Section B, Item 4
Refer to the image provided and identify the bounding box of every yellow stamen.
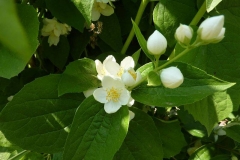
[117,68,124,77]
[128,70,137,80]
[106,87,121,102]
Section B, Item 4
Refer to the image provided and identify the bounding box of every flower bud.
[175,24,193,46]
[160,67,184,89]
[147,30,167,55]
[197,15,225,43]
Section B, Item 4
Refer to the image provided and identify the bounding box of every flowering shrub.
[0,0,240,159]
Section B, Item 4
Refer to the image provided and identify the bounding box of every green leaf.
[69,29,90,60]
[45,0,85,32]
[71,0,94,26]
[153,0,197,46]
[132,62,235,107]
[132,20,155,61]
[189,144,216,160]
[225,125,240,143]
[137,62,154,77]
[178,109,207,138]
[63,96,129,160]
[153,119,187,158]
[206,0,222,12]
[42,36,70,69]
[58,58,100,96]
[19,152,44,160]
[184,91,233,136]
[132,49,141,65]
[0,1,31,59]
[0,75,84,153]
[114,107,163,160]
[147,71,161,86]
[0,4,39,79]
[176,0,240,110]
[99,14,123,52]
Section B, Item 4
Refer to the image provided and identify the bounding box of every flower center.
[106,87,121,102]
[128,70,137,80]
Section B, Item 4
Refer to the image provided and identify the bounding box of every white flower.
[129,111,135,121]
[147,30,167,56]
[95,55,116,80]
[83,88,97,98]
[41,18,71,46]
[93,76,130,114]
[104,56,135,79]
[213,124,226,142]
[121,68,142,86]
[160,66,184,89]
[197,15,225,43]
[92,2,114,21]
[127,96,135,107]
[7,95,14,102]
[175,24,193,46]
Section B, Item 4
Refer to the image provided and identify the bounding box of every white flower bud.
[147,30,167,55]
[197,15,225,43]
[160,67,184,89]
[175,24,193,46]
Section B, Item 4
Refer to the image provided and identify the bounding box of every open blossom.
[41,18,71,46]
[121,68,142,86]
[160,66,184,89]
[175,24,193,46]
[147,30,167,56]
[92,1,114,21]
[93,76,130,114]
[197,15,225,43]
[95,55,116,80]
[104,56,135,78]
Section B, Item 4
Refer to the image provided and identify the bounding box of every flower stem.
[168,1,206,60]
[189,0,206,26]
[129,47,193,90]
[121,0,149,55]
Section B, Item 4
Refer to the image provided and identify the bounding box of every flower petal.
[101,4,114,16]
[48,34,59,46]
[120,56,135,69]
[104,61,120,77]
[92,8,101,21]
[121,71,136,86]
[119,89,130,105]
[102,76,125,89]
[93,88,108,103]
[129,111,135,120]
[83,88,97,98]
[104,101,122,114]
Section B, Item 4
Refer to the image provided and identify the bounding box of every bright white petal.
[103,55,116,64]
[93,88,108,103]
[104,61,120,77]
[121,71,136,86]
[101,5,114,16]
[127,97,135,107]
[119,89,130,105]
[120,56,135,69]
[136,71,142,83]
[104,101,122,114]
[102,76,124,89]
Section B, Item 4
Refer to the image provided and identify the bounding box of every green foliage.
[58,58,100,96]
[0,75,84,153]
[153,119,187,158]
[45,0,85,32]
[0,3,39,79]
[1,0,240,159]
[185,91,233,135]
[153,0,197,46]
[132,62,234,107]
[114,107,163,160]
[63,96,129,160]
